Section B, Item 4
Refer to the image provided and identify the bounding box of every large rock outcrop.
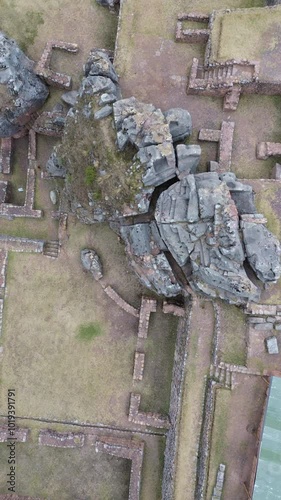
[0,32,49,137]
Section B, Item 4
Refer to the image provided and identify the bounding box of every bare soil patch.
[207,375,268,499]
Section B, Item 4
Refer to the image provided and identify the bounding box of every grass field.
[0,424,131,499]
[218,301,247,366]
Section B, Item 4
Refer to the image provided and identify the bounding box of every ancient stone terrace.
[128,393,170,429]
[0,426,29,442]
[0,131,42,219]
[137,297,157,338]
[96,436,144,500]
[198,121,235,171]
[39,429,85,448]
[0,138,12,174]
[175,13,210,44]
[35,41,79,89]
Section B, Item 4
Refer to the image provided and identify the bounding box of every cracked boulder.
[154,172,263,304]
[0,32,49,137]
[120,222,181,297]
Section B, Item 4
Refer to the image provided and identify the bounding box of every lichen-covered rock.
[81,249,103,281]
[85,49,118,83]
[163,108,192,142]
[46,150,66,178]
[176,144,201,178]
[242,222,281,282]
[0,32,49,137]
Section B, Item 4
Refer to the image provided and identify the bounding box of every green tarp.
[253,376,281,500]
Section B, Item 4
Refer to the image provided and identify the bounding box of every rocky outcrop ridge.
[0,32,49,137]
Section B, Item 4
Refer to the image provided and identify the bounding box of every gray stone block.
[265,336,279,354]
[94,105,112,120]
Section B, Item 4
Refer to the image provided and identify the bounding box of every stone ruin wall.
[162,308,191,500]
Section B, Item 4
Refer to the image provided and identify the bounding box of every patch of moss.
[77,322,104,341]
[0,1,44,52]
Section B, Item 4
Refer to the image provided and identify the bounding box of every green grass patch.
[219,302,247,366]
[0,1,44,52]
[77,322,104,341]
[210,5,281,62]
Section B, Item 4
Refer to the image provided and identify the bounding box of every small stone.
[61,90,79,107]
[49,190,57,205]
[98,93,117,106]
[274,323,281,330]
[265,336,279,354]
[18,187,24,192]
[94,105,112,120]
[248,317,265,324]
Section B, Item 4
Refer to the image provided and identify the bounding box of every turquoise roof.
[253,376,281,500]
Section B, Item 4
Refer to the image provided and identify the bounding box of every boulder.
[0,32,49,137]
[242,222,281,282]
[94,104,112,120]
[96,0,119,7]
[176,144,201,178]
[163,108,192,142]
[81,249,103,281]
[46,150,66,178]
[85,49,118,83]
[61,90,79,107]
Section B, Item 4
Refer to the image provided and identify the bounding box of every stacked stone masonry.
[188,57,261,110]
[0,138,12,174]
[137,297,157,338]
[162,301,185,317]
[212,464,226,500]
[0,181,8,204]
[103,285,139,317]
[256,142,281,160]
[35,41,79,89]
[0,249,7,289]
[128,393,170,429]
[95,436,144,500]
[133,352,145,381]
[0,427,29,442]
[198,121,235,171]
[0,236,44,253]
[176,13,210,44]
[38,429,85,447]
[0,131,42,219]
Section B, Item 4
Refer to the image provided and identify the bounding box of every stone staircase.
[43,240,60,258]
[199,64,234,82]
[210,364,232,389]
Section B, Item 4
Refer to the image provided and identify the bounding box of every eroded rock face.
[81,249,103,281]
[120,169,281,304]
[0,32,49,137]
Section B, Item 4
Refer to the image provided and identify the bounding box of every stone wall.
[38,429,85,447]
[95,435,144,500]
[162,307,191,500]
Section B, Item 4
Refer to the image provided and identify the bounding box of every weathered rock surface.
[61,90,79,107]
[176,144,201,178]
[0,32,49,137]
[81,248,103,281]
[96,0,119,7]
[113,97,177,187]
[94,104,112,120]
[46,150,66,178]
[242,222,281,282]
[163,108,192,142]
[85,49,118,83]
[153,172,261,304]
[120,223,181,297]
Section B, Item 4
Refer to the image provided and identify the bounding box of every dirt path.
[174,298,214,500]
